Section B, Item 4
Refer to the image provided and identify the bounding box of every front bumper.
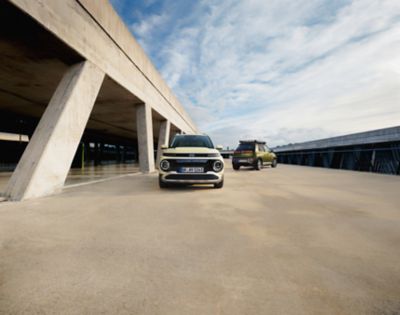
[159,157,224,184]
[159,171,223,184]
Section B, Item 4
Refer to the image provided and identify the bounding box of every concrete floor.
[0,164,399,314]
[0,163,139,193]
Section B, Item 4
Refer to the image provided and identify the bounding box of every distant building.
[274,126,400,175]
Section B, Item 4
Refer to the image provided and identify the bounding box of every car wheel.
[214,179,224,189]
[271,159,278,168]
[232,164,240,170]
[159,176,169,188]
[255,159,262,170]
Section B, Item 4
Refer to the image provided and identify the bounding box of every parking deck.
[0,164,399,314]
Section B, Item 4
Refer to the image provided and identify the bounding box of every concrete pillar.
[156,120,170,169]
[99,143,104,164]
[5,61,104,200]
[121,146,126,163]
[370,150,376,172]
[136,103,155,173]
[116,144,121,163]
[94,142,99,166]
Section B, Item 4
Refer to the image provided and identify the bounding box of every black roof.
[239,140,266,145]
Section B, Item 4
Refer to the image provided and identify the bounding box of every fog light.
[160,160,170,171]
[212,160,224,172]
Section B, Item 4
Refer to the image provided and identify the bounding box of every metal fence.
[277,143,400,175]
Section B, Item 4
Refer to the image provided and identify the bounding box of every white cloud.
[126,0,400,148]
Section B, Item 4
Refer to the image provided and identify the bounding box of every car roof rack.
[239,140,266,145]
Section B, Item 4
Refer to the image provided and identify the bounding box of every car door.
[264,145,273,163]
[258,144,267,164]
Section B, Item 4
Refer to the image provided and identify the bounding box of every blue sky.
[110,0,400,148]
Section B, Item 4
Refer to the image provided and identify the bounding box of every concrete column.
[116,144,121,163]
[5,61,104,200]
[370,150,376,172]
[99,143,104,164]
[136,103,155,173]
[121,146,126,163]
[94,142,99,166]
[156,120,170,169]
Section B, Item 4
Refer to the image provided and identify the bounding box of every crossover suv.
[158,134,224,188]
[232,140,277,170]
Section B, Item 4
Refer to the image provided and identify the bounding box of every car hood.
[163,147,220,154]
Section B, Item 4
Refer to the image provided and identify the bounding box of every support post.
[5,61,104,200]
[370,150,376,172]
[94,142,99,166]
[81,142,85,171]
[156,120,170,169]
[136,103,155,173]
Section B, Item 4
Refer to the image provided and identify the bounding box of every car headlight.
[212,160,224,172]
[160,159,170,171]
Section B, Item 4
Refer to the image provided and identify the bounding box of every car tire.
[159,176,169,188]
[232,164,240,170]
[271,159,278,168]
[214,179,224,189]
[255,159,262,171]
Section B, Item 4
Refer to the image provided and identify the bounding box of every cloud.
[111,0,400,148]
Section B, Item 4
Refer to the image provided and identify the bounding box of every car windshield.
[171,135,214,148]
[236,143,255,151]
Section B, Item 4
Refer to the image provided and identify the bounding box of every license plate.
[180,167,204,173]
[239,159,248,163]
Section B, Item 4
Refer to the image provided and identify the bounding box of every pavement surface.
[0,164,400,314]
[0,163,139,193]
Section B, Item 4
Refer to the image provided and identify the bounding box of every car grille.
[166,159,215,172]
[165,174,219,180]
[163,153,219,157]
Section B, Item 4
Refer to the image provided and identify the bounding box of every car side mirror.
[216,145,223,151]
[161,144,168,149]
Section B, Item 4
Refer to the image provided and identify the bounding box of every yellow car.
[158,135,224,188]
[232,140,277,170]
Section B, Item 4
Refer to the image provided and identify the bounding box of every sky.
[110,0,400,148]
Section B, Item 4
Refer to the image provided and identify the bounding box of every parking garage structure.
[275,126,400,175]
[0,0,197,201]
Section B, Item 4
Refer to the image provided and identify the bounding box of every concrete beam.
[5,61,105,201]
[136,103,155,173]
[8,0,197,134]
[0,132,29,142]
[156,120,170,169]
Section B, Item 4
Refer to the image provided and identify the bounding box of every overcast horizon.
[111,0,400,148]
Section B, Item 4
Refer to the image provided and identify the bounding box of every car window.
[170,135,214,148]
[236,143,255,151]
[265,145,271,152]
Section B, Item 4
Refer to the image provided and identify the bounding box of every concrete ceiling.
[0,1,174,145]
